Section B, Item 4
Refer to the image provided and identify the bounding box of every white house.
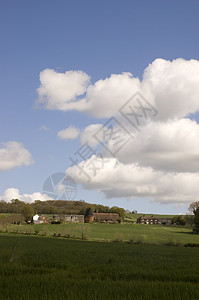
[32,214,40,222]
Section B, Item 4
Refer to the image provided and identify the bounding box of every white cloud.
[80,124,104,147]
[143,58,199,121]
[83,72,141,118]
[36,69,90,111]
[0,141,34,171]
[105,118,199,172]
[36,58,199,206]
[57,126,80,140]
[36,58,199,120]
[0,188,53,203]
[66,157,199,204]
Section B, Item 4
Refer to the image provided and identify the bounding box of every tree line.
[0,199,125,220]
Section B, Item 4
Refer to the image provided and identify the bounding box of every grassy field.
[125,213,175,222]
[2,222,199,245]
[0,234,199,300]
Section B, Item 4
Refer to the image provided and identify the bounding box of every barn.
[84,208,119,223]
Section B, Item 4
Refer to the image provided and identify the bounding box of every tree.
[178,215,186,226]
[185,214,195,226]
[193,207,199,234]
[110,206,125,219]
[171,215,186,226]
[21,204,34,223]
[188,201,199,214]
[10,199,24,213]
[187,201,199,233]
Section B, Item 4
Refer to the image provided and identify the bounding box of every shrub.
[165,238,180,246]
[136,235,144,244]
[128,235,135,244]
[64,233,71,238]
[171,215,186,226]
[184,243,199,247]
[51,220,61,224]
[193,226,199,234]
[81,226,87,240]
[113,234,123,242]
[34,229,39,235]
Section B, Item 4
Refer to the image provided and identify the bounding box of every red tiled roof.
[93,213,119,221]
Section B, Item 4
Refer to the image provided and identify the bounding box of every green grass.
[3,222,199,245]
[125,213,176,222]
[0,213,12,218]
[0,234,199,299]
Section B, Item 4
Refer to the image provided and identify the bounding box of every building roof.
[40,214,48,219]
[85,208,94,217]
[93,213,119,221]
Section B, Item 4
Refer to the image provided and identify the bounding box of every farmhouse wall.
[65,215,84,223]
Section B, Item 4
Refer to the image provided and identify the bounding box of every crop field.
[0,234,199,300]
[2,222,199,245]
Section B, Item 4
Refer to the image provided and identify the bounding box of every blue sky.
[0,0,199,214]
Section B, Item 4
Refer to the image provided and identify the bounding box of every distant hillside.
[0,199,124,216]
[32,199,112,215]
[0,199,178,219]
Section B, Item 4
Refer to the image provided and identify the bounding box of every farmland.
[2,222,199,245]
[1,220,199,299]
[0,234,199,300]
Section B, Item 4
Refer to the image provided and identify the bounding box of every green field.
[0,234,199,300]
[125,213,175,222]
[2,222,199,245]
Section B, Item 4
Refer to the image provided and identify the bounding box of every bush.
[193,226,199,234]
[184,243,199,247]
[51,220,61,224]
[81,226,87,240]
[113,234,123,242]
[34,229,39,235]
[128,235,135,244]
[136,235,144,244]
[165,238,180,246]
[171,215,186,226]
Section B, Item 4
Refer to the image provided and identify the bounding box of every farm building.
[137,216,158,225]
[84,208,119,223]
[93,213,119,223]
[84,208,94,223]
[64,215,84,223]
[52,215,61,222]
[32,214,39,222]
[39,214,49,224]
[32,214,49,224]
[137,216,172,225]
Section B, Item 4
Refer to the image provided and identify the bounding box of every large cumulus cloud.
[67,157,199,204]
[36,58,199,121]
[36,58,199,205]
